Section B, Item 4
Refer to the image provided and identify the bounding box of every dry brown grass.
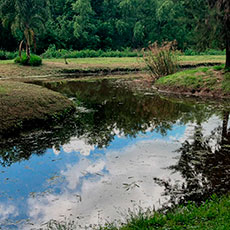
[0,81,74,135]
[0,56,225,79]
[0,59,143,79]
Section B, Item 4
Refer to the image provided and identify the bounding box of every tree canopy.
[0,0,229,64]
[0,0,49,58]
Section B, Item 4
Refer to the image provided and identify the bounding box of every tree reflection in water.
[0,80,217,169]
[154,111,230,207]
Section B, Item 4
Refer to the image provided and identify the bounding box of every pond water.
[0,79,230,229]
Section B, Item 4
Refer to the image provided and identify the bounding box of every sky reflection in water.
[0,80,228,229]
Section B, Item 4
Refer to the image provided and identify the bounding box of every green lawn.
[46,55,225,65]
[101,194,230,230]
[0,55,226,79]
[155,64,230,96]
[179,55,225,63]
[0,55,225,65]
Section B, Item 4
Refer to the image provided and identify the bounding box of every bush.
[29,54,42,66]
[201,49,225,55]
[184,48,225,56]
[0,50,18,60]
[41,44,140,59]
[142,41,179,80]
[184,49,200,56]
[14,54,42,66]
[0,50,6,60]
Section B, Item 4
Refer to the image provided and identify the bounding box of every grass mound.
[155,64,230,97]
[0,81,75,135]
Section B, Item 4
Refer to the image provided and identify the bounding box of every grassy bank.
[0,56,225,79]
[0,81,75,135]
[155,65,230,97]
[45,194,230,229]
[100,194,230,230]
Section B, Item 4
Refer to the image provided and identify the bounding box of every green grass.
[44,194,230,229]
[155,65,229,94]
[0,86,7,94]
[100,194,230,230]
[0,59,14,64]
[0,55,225,66]
[46,57,139,64]
[222,72,230,93]
[180,55,225,63]
[45,55,225,64]
[0,56,226,79]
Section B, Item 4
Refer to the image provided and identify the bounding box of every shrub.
[14,54,42,66]
[29,54,42,66]
[0,50,6,60]
[201,49,225,55]
[0,50,18,60]
[142,41,179,80]
[41,44,140,59]
[184,49,199,56]
[184,48,225,56]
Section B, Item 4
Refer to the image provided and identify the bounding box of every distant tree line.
[0,0,229,57]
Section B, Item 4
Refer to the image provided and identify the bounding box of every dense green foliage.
[0,48,226,60]
[41,45,139,58]
[0,50,18,60]
[0,0,49,61]
[0,0,228,54]
[14,54,42,66]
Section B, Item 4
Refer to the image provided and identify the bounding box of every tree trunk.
[225,12,230,69]
[33,33,36,53]
[26,42,30,62]
[222,111,229,144]
[226,37,230,69]
[19,40,24,60]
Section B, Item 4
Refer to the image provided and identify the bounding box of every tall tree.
[72,0,99,49]
[0,0,49,59]
[213,0,230,68]
[184,0,230,68]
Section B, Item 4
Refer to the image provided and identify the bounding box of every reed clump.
[143,41,179,80]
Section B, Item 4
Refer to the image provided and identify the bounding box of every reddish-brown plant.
[143,41,179,80]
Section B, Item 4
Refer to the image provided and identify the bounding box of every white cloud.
[62,137,95,156]
[24,138,181,229]
[0,203,18,222]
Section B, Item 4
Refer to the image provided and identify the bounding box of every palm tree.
[0,0,48,61]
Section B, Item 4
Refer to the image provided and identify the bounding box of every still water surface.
[0,80,230,229]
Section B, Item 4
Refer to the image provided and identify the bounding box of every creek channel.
[0,79,230,229]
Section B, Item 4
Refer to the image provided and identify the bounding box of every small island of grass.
[0,81,75,136]
[155,65,230,98]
